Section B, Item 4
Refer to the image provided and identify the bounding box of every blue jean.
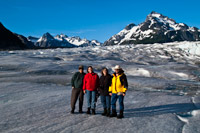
[86,90,96,109]
[111,94,124,111]
[100,95,111,109]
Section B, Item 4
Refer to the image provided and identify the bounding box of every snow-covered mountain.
[35,33,75,48]
[30,33,102,48]
[55,34,102,47]
[104,11,200,46]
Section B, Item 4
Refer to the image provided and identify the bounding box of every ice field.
[0,41,200,133]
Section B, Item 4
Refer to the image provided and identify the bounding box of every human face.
[88,67,93,73]
[115,69,120,74]
[79,69,83,73]
[103,69,107,76]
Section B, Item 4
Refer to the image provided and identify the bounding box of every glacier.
[0,41,200,133]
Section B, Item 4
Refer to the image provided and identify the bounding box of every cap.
[79,65,84,69]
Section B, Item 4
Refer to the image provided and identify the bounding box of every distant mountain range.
[30,33,102,48]
[0,23,102,50]
[103,11,200,46]
[1,11,200,50]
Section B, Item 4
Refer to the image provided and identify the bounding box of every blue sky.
[0,0,200,42]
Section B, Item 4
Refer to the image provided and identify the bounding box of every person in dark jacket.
[83,66,99,115]
[99,68,112,116]
[71,65,85,114]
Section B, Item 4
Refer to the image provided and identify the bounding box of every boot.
[70,108,75,114]
[106,108,110,117]
[92,109,96,115]
[101,108,107,116]
[117,110,124,119]
[79,109,83,113]
[86,108,91,114]
[110,109,117,117]
[70,109,74,114]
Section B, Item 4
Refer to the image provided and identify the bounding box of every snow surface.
[0,41,200,133]
[177,42,200,56]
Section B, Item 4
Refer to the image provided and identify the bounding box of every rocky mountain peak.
[55,34,68,39]
[42,32,54,40]
[125,23,136,30]
[103,11,200,46]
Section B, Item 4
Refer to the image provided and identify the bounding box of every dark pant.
[101,95,111,109]
[71,88,84,111]
[86,90,96,109]
[111,94,124,111]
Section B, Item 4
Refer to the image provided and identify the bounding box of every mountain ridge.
[0,23,102,50]
[103,11,200,46]
[34,32,102,48]
[0,22,28,50]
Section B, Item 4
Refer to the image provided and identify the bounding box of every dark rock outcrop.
[0,22,27,50]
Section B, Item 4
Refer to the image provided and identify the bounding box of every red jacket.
[83,73,99,91]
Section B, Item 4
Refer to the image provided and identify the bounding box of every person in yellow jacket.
[109,65,128,119]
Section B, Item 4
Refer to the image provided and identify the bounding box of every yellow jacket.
[109,73,128,94]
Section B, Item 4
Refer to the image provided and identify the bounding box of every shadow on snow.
[124,103,200,118]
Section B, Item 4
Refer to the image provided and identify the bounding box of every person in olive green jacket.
[71,65,85,114]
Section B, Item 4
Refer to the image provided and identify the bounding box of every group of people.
[70,65,128,119]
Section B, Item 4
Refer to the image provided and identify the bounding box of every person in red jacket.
[83,66,99,115]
